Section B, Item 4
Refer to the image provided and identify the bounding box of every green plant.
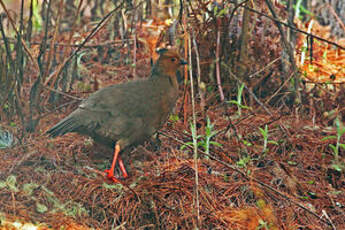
[257,219,269,230]
[280,0,313,20]
[202,117,221,157]
[0,175,19,192]
[294,0,313,19]
[227,83,251,117]
[169,114,180,123]
[236,155,251,169]
[322,117,345,172]
[181,117,221,158]
[258,125,278,154]
[32,0,43,31]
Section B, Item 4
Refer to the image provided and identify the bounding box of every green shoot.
[181,117,222,158]
[32,0,43,31]
[322,117,345,172]
[200,117,222,157]
[236,155,251,169]
[227,83,251,117]
[258,125,278,154]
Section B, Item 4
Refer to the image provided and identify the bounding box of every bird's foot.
[104,169,120,183]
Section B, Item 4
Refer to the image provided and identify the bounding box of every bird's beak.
[180,59,187,65]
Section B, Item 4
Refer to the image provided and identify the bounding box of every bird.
[46,48,187,183]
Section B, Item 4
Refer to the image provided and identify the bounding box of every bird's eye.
[171,58,176,62]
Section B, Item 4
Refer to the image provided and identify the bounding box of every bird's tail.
[46,112,80,138]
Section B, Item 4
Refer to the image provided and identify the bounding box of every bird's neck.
[150,65,179,90]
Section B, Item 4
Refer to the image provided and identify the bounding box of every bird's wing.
[80,81,158,118]
[75,81,160,143]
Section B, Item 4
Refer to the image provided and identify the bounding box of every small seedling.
[169,114,180,123]
[181,117,222,158]
[242,140,253,147]
[322,117,345,172]
[200,117,222,157]
[257,219,269,230]
[258,125,278,155]
[227,83,251,117]
[236,155,251,169]
[0,175,19,192]
[181,122,200,155]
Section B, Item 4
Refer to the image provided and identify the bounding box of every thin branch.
[188,32,201,228]
[182,13,189,128]
[43,2,124,86]
[0,39,135,47]
[265,70,296,105]
[191,30,205,115]
[264,0,296,69]
[227,1,345,51]
[248,57,281,79]
[43,0,64,82]
[327,4,345,33]
[42,85,83,101]
[215,18,225,101]
[0,0,39,70]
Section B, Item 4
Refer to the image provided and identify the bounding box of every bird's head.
[154,48,187,76]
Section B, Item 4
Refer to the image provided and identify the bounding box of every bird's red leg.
[104,143,121,183]
[118,155,128,178]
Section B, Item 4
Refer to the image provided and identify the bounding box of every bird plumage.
[46,48,186,182]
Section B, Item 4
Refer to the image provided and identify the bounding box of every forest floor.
[0,51,344,229]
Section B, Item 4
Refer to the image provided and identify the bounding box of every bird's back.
[47,48,184,150]
[47,74,178,149]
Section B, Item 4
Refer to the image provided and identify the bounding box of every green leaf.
[181,142,193,150]
[102,182,123,190]
[256,199,266,209]
[6,175,18,192]
[210,141,222,147]
[217,8,226,17]
[242,140,252,146]
[321,136,337,141]
[223,174,229,182]
[339,129,345,137]
[239,105,251,110]
[36,202,48,213]
[227,100,240,105]
[236,156,250,168]
[329,144,337,152]
[259,125,268,138]
[287,161,297,166]
[197,142,204,147]
[339,143,345,149]
[32,0,42,30]
[169,114,179,122]
[23,183,39,196]
[268,140,279,145]
[332,164,342,172]
[0,180,6,189]
[213,5,218,15]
